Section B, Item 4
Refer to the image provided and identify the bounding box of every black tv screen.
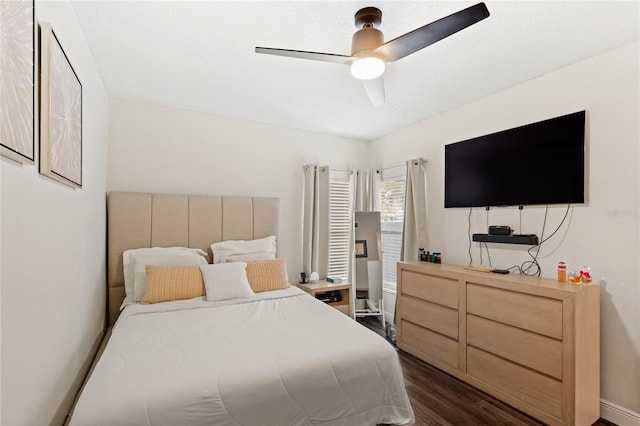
[444,111,585,208]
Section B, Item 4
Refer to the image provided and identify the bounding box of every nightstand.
[298,281,352,317]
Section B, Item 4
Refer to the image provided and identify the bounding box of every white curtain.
[353,169,381,212]
[401,158,428,261]
[302,165,329,279]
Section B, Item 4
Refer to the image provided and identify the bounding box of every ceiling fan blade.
[374,2,490,62]
[362,76,386,106]
[255,47,353,65]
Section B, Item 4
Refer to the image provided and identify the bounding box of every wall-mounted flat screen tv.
[444,110,585,208]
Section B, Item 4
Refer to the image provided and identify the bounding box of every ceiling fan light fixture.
[350,56,385,80]
[255,3,490,104]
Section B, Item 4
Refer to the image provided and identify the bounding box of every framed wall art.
[39,22,82,188]
[355,240,368,258]
[0,0,36,164]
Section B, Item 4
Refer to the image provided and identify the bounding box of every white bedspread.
[70,287,413,426]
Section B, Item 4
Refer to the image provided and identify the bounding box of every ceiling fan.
[255,3,489,106]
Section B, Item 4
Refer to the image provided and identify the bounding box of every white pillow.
[200,262,255,301]
[210,235,276,264]
[123,247,207,304]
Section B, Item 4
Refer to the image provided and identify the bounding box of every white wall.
[370,41,640,417]
[0,1,109,425]
[107,98,370,282]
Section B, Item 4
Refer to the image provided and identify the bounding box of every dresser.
[396,261,600,426]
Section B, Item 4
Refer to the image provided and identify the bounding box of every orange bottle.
[557,262,567,282]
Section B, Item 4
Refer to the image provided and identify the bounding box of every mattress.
[69,287,414,426]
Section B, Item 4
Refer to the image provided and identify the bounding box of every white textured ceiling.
[70,1,639,140]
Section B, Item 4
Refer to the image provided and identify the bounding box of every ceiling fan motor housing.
[354,7,382,28]
[351,27,384,57]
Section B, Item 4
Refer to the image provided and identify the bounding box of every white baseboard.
[601,399,640,426]
[384,310,394,324]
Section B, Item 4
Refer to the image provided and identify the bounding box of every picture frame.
[39,22,82,188]
[0,0,36,164]
[355,240,368,258]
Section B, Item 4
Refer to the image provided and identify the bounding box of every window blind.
[328,180,351,279]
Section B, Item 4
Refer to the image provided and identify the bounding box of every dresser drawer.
[467,346,563,420]
[400,270,458,309]
[467,284,563,339]
[399,295,458,339]
[401,320,458,369]
[467,315,563,379]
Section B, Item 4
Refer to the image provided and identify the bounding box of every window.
[380,168,406,289]
[328,179,351,279]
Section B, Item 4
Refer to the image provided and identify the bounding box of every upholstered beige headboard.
[107,191,280,325]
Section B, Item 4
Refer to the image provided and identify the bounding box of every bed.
[68,192,413,425]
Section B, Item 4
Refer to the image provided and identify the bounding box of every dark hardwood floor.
[356,318,615,426]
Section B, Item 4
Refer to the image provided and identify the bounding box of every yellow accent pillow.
[231,258,290,293]
[142,265,205,304]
